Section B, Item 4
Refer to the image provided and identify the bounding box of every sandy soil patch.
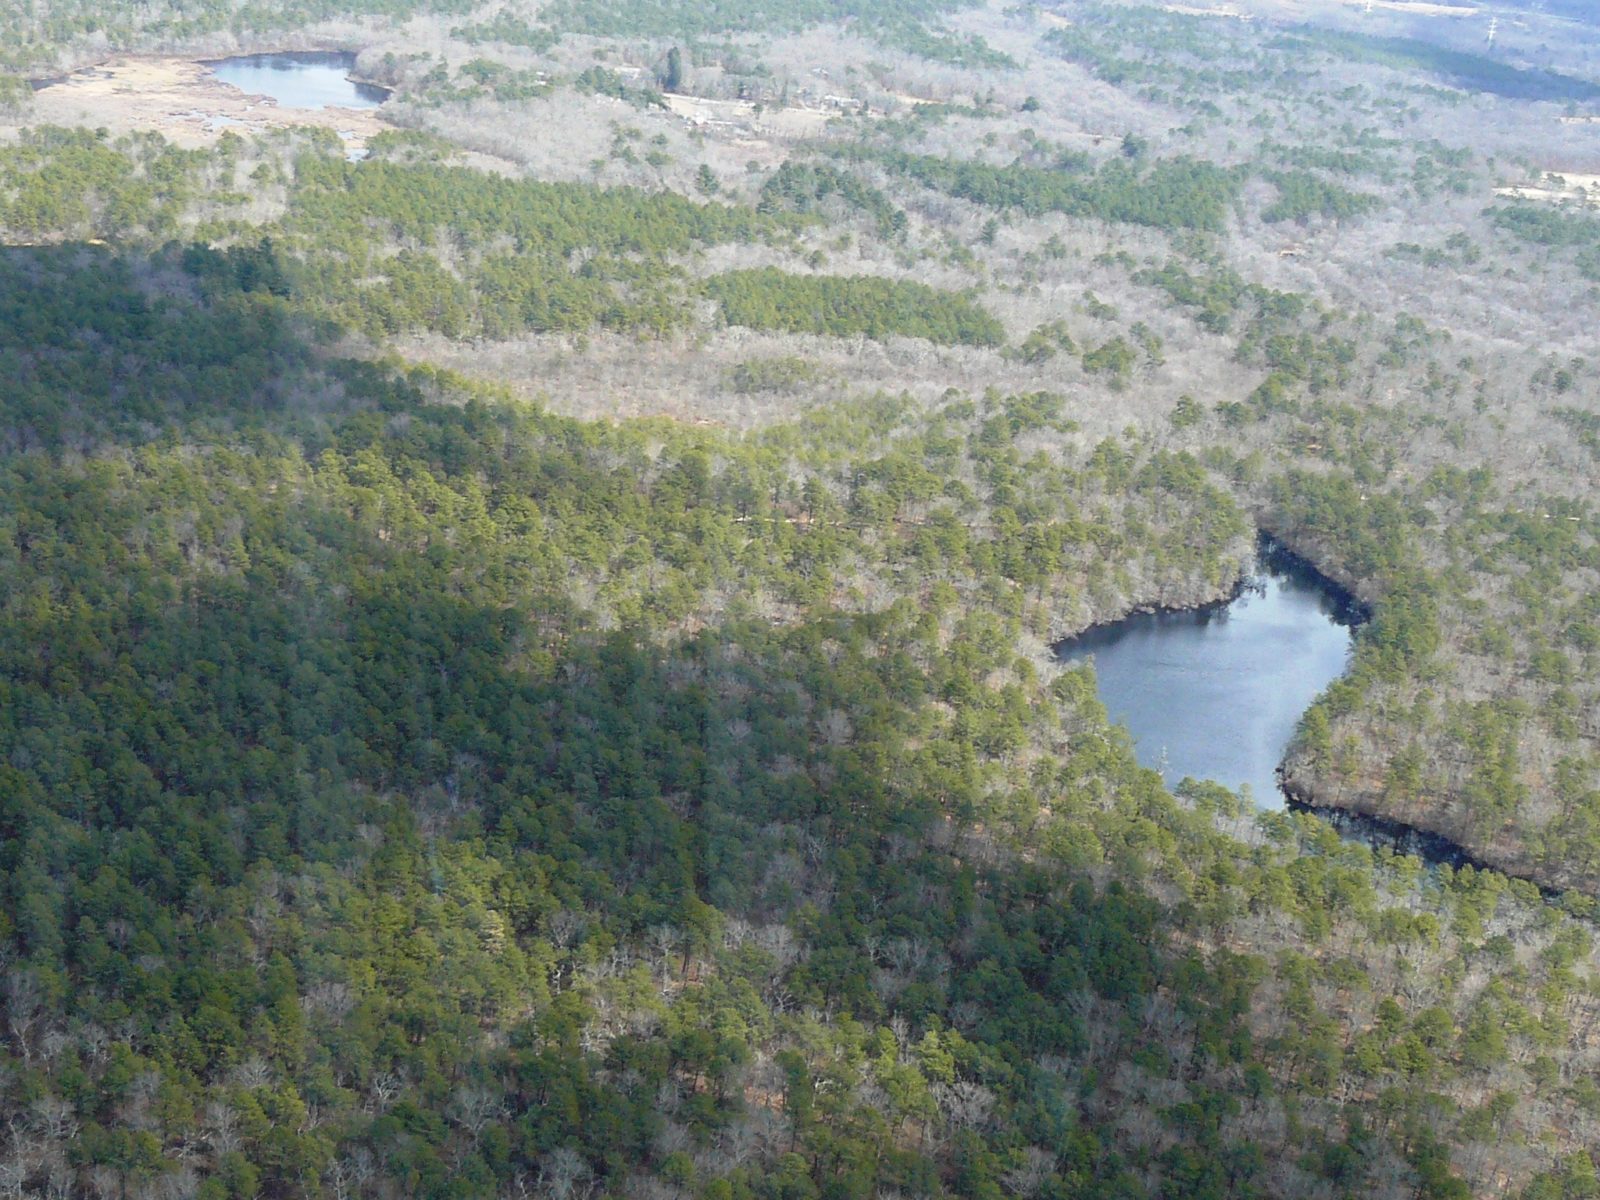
[1163,4,1250,17]
[1338,0,1477,14]
[24,56,392,153]
[883,89,944,109]
[663,93,835,137]
[1495,170,1600,207]
[1176,0,1475,17]
[659,92,839,165]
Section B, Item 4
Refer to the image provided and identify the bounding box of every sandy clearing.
[1492,186,1588,205]
[1162,4,1251,17]
[659,92,843,165]
[662,92,835,138]
[1494,171,1600,206]
[1339,0,1478,14]
[882,89,944,108]
[22,56,392,152]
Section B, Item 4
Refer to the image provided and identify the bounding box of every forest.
[3,238,1580,1200]
[2,0,1600,1197]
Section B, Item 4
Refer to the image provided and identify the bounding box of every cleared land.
[1495,170,1600,207]
[26,56,391,152]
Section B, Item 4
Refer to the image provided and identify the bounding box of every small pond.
[207,52,389,110]
[1057,541,1362,809]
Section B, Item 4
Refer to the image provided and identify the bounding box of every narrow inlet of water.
[1056,542,1362,810]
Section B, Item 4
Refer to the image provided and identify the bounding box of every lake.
[1057,543,1360,809]
[207,52,389,110]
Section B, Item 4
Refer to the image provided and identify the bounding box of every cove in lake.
[1057,541,1363,810]
[207,52,389,110]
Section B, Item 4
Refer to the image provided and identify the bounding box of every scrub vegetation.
[2,0,1600,1197]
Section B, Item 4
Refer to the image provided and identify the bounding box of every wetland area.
[25,51,390,152]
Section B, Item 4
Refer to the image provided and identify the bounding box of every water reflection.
[1057,546,1359,809]
[208,52,389,110]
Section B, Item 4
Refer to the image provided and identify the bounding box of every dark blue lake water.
[208,52,389,110]
[1057,550,1359,809]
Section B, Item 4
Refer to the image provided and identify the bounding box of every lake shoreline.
[1256,537,1588,900]
[1052,529,1370,653]
[1047,566,1250,648]
[1052,529,1544,882]
[198,50,393,105]
[1255,529,1372,627]
[1056,529,1357,811]
[22,51,392,154]
[1279,775,1506,874]
[1259,534,1588,896]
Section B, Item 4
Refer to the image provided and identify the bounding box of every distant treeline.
[1276,27,1600,103]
